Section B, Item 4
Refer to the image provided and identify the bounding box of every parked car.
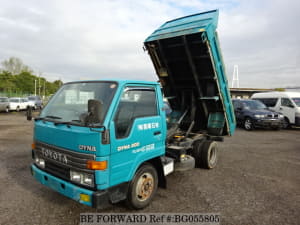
[27,96,43,109]
[251,92,300,128]
[9,97,28,111]
[232,99,284,130]
[23,98,35,109]
[0,97,10,112]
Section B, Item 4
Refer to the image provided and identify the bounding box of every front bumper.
[31,164,109,208]
[253,118,283,128]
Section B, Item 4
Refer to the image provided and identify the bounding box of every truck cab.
[29,10,235,209]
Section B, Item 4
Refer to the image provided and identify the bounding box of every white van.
[9,97,28,111]
[251,92,300,128]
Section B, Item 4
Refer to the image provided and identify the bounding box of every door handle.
[154,131,161,136]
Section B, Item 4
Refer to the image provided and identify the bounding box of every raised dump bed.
[144,9,235,136]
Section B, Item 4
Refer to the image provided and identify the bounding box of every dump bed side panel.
[144,10,235,136]
[204,28,236,135]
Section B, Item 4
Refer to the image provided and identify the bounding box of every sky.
[0,0,299,88]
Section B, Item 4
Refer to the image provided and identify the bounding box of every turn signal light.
[31,143,36,150]
[86,160,107,170]
[80,193,90,202]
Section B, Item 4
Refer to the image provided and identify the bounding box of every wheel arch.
[131,157,166,189]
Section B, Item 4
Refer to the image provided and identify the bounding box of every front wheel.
[244,117,253,131]
[126,164,158,209]
[282,117,290,129]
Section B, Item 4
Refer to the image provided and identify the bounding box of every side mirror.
[85,99,103,125]
[26,107,32,121]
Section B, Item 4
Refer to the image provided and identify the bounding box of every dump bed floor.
[144,10,235,136]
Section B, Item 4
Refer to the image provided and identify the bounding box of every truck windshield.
[40,81,117,125]
[242,100,267,110]
[292,98,300,107]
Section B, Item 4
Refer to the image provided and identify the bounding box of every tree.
[14,71,36,94]
[0,57,63,96]
[0,71,14,92]
[1,57,33,75]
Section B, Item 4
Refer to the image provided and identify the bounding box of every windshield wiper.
[54,121,71,128]
[45,115,62,119]
[34,115,62,122]
[71,119,82,122]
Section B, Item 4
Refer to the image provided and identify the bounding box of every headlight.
[254,114,265,118]
[35,157,45,168]
[70,170,94,187]
[278,114,284,118]
[70,171,81,182]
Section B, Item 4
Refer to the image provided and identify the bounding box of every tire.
[126,163,158,209]
[282,117,290,129]
[193,140,218,169]
[192,140,205,168]
[5,107,9,113]
[244,117,253,131]
[16,106,20,112]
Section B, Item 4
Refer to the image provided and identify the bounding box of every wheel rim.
[244,119,252,130]
[135,172,154,202]
[209,146,217,165]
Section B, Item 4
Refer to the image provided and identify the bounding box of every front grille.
[267,114,278,118]
[45,161,70,181]
[34,141,96,188]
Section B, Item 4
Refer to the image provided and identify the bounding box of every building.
[230,88,275,99]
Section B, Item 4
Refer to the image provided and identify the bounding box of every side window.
[114,87,158,139]
[281,98,294,108]
[256,98,278,107]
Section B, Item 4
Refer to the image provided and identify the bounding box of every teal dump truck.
[29,9,235,209]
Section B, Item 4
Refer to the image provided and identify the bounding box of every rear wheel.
[192,140,204,168]
[244,117,253,130]
[126,164,158,209]
[193,140,218,169]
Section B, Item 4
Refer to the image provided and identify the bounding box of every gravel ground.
[0,112,299,225]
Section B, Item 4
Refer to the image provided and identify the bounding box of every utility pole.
[44,80,46,97]
[35,80,37,96]
[38,74,41,96]
[231,65,239,88]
